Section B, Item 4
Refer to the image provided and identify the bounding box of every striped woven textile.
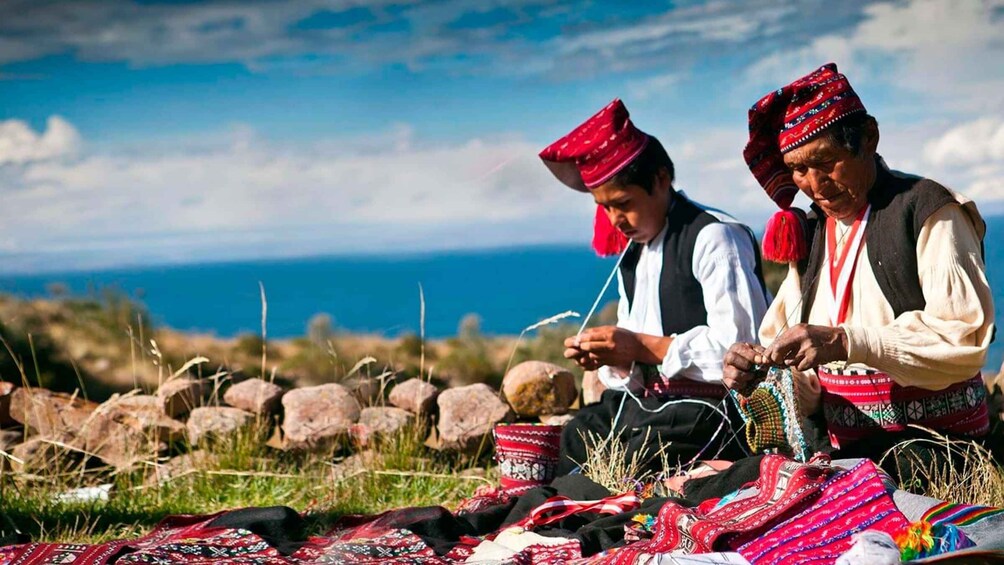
[922,501,1004,527]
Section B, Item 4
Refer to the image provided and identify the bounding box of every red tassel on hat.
[592,205,628,257]
[762,208,807,263]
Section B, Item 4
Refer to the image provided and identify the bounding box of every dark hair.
[607,136,674,194]
[820,112,878,156]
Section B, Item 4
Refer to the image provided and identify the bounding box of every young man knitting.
[538,99,769,475]
[723,63,996,468]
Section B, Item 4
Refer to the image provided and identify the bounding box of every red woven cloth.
[539,99,649,192]
[596,455,909,564]
[818,367,990,448]
[737,459,909,564]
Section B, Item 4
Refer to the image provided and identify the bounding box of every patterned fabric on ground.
[0,512,228,565]
[455,485,514,516]
[591,455,913,565]
[737,459,909,563]
[595,455,835,564]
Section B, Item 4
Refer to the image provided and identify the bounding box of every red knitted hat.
[540,99,650,256]
[743,63,867,262]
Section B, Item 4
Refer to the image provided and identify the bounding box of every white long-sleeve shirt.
[760,194,995,390]
[598,194,769,389]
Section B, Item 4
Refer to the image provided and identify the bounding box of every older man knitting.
[723,63,995,461]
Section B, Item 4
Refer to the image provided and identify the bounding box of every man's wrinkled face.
[591,170,671,244]
[782,131,878,221]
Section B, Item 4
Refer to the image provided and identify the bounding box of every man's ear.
[863,118,880,154]
[655,167,673,194]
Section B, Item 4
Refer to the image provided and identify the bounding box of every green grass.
[1,419,493,542]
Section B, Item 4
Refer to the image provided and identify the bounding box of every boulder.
[186,406,255,445]
[223,378,284,415]
[157,377,206,417]
[8,437,82,474]
[351,407,414,447]
[282,383,360,449]
[0,381,16,427]
[437,383,513,451]
[501,361,577,417]
[73,394,185,470]
[581,370,608,406]
[389,378,439,414]
[8,388,98,439]
[100,394,186,442]
[346,377,381,405]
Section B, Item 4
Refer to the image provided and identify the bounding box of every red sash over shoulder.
[817,365,990,448]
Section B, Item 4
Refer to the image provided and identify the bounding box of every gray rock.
[223,378,284,415]
[75,394,184,470]
[502,361,577,417]
[186,406,255,445]
[157,377,206,417]
[351,406,414,447]
[8,388,98,439]
[581,370,607,406]
[282,383,361,449]
[100,394,186,442]
[389,378,439,414]
[437,383,513,451]
[8,437,81,474]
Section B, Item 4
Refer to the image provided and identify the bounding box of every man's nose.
[806,168,829,192]
[607,208,624,226]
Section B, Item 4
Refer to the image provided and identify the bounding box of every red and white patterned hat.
[539,99,650,256]
[743,63,867,262]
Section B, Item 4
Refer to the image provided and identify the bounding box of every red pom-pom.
[591,205,628,257]
[762,208,807,263]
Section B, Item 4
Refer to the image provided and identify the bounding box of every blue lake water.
[1,216,1002,372]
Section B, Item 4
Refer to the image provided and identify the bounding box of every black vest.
[798,157,973,322]
[621,195,766,337]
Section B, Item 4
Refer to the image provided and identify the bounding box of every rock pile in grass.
[0,362,597,476]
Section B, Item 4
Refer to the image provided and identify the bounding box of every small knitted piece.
[731,366,810,462]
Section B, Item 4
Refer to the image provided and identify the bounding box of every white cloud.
[0,116,81,165]
[924,117,1004,167]
[0,0,872,81]
[744,0,1004,112]
[628,73,681,101]
[919,117,1004,200]
[0,116,598,271]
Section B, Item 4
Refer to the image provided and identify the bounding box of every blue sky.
[0,0,1002,273]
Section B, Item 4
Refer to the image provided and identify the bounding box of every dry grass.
[573,427,671,492]
[881,426,1004,507]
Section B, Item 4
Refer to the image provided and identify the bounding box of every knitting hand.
[723,342,768,395]
[764,324,849,371]
[564,326,648,370]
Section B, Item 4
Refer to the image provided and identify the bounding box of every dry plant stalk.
[573,428,670,492]
[503,310,580,377]
[881,425,1004,507]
